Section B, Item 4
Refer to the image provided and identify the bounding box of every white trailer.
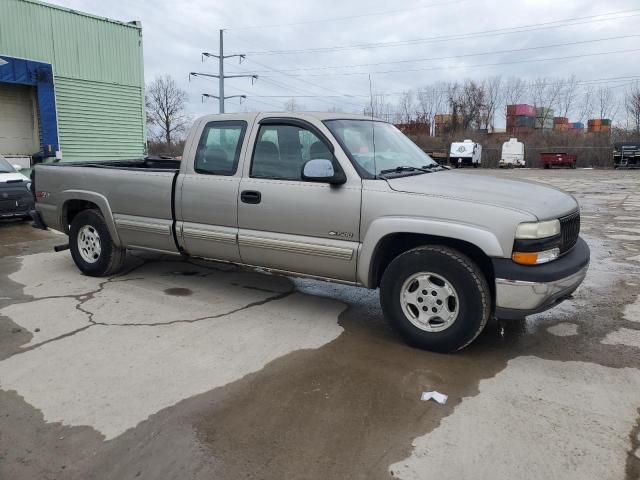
[499,138,525,168]
[450,140,482,168]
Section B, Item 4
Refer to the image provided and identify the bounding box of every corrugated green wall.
[0,0,145,160]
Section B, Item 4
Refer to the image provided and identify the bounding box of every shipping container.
[507,104,536,117]
[535,117,554,130]
[554,123,569,131]
[507,115,535,128]
[553,117,569,124]
[569,122,584,129]
[536,107,554,119]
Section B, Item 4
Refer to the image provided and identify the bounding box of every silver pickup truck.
[31,112,590,352]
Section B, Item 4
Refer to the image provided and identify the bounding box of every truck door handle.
[241,190,261,204]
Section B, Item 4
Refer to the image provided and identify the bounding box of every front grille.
[559,211,580,253]
[1,192,24,200]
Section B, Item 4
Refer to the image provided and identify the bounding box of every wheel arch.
[60,191,121,246]
[360,219,503,299]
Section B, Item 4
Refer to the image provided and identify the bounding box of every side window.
[194,121,247,175]
[251,124,333,181]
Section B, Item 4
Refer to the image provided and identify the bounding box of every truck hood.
[386,171,578,220]
[0,172,29,183]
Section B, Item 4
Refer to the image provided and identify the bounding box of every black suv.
[0,155,34,220]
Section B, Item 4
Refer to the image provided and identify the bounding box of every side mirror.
[13,164,22,171]
[301,159,346,185]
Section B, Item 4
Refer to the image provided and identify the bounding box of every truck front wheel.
[69,209,126,277]
[380,245,491,352]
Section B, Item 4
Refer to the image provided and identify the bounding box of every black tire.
[69,209,126,277]
[380,245,491,353]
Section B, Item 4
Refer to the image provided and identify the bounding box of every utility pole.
[189,29,258,114]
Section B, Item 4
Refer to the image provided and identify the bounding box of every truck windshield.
[325,119,438,177]
[0,157,15,173]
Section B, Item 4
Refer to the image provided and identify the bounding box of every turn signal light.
[512,248,560,265]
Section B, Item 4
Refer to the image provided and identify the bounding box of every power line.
[239,9,640,55]
[218,76,640,98]
[257,48,640,77]
[241,59,362,108]
[246,34,640,74]
[225,0,467,30]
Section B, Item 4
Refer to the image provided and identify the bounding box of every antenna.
[369,74,377,177]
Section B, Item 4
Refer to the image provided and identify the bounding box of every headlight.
[512,219,562,265]
[25,182,32,192]
[515,219,560,239]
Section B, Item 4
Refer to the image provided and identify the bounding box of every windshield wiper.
[378,166,432,177]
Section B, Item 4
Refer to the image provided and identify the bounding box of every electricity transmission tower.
[189,29,258,113]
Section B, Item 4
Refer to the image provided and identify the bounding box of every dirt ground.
[0,169,639,480]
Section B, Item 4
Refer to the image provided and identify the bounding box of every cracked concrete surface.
[0,252,345,439]
[1,170,640,480]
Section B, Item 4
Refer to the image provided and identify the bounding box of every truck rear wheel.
[380,245,491,353]
[70,209,126,277]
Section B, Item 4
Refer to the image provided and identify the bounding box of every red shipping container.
[553,117,569,124]
[507,104,536,117]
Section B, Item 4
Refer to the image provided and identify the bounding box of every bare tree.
[397,90,416,123]
[364,94,394,122]
[146,75,189,147]
[448,80,485,130]
[557,75,579,118]
[284,98,305,112]
[625,82,640,134]
[595,86,618,121]
[530,77,563,123]
[503,76,527,107]
[483,76,502,130]
[577,86,594,123]
[416,83,446,134]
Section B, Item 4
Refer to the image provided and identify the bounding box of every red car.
[540,152,577,169]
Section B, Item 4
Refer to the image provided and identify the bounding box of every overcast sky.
[51,0,639,120]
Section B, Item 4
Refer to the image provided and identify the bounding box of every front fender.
[358,217,505,287]
[60,190,122,247]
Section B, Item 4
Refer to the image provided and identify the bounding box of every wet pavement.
[0,169,639,480]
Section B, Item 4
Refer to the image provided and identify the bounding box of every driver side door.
[237,118,362,282]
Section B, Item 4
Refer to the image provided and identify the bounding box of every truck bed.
[34,158,180,254]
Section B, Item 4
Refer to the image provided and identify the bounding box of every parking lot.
[1,169,639,480]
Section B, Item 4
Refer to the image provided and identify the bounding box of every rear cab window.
[194,121,247,175]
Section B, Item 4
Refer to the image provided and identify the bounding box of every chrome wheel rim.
[400,272,460,332]
[78,225,102,264]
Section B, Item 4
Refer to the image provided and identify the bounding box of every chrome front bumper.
[493,237,590,319]
[495,265,588,317]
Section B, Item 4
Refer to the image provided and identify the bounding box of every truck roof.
[194,112,385,123]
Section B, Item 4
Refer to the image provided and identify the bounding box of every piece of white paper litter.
[421,391,448,404]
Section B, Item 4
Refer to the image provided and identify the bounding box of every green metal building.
[0,0,145,163]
